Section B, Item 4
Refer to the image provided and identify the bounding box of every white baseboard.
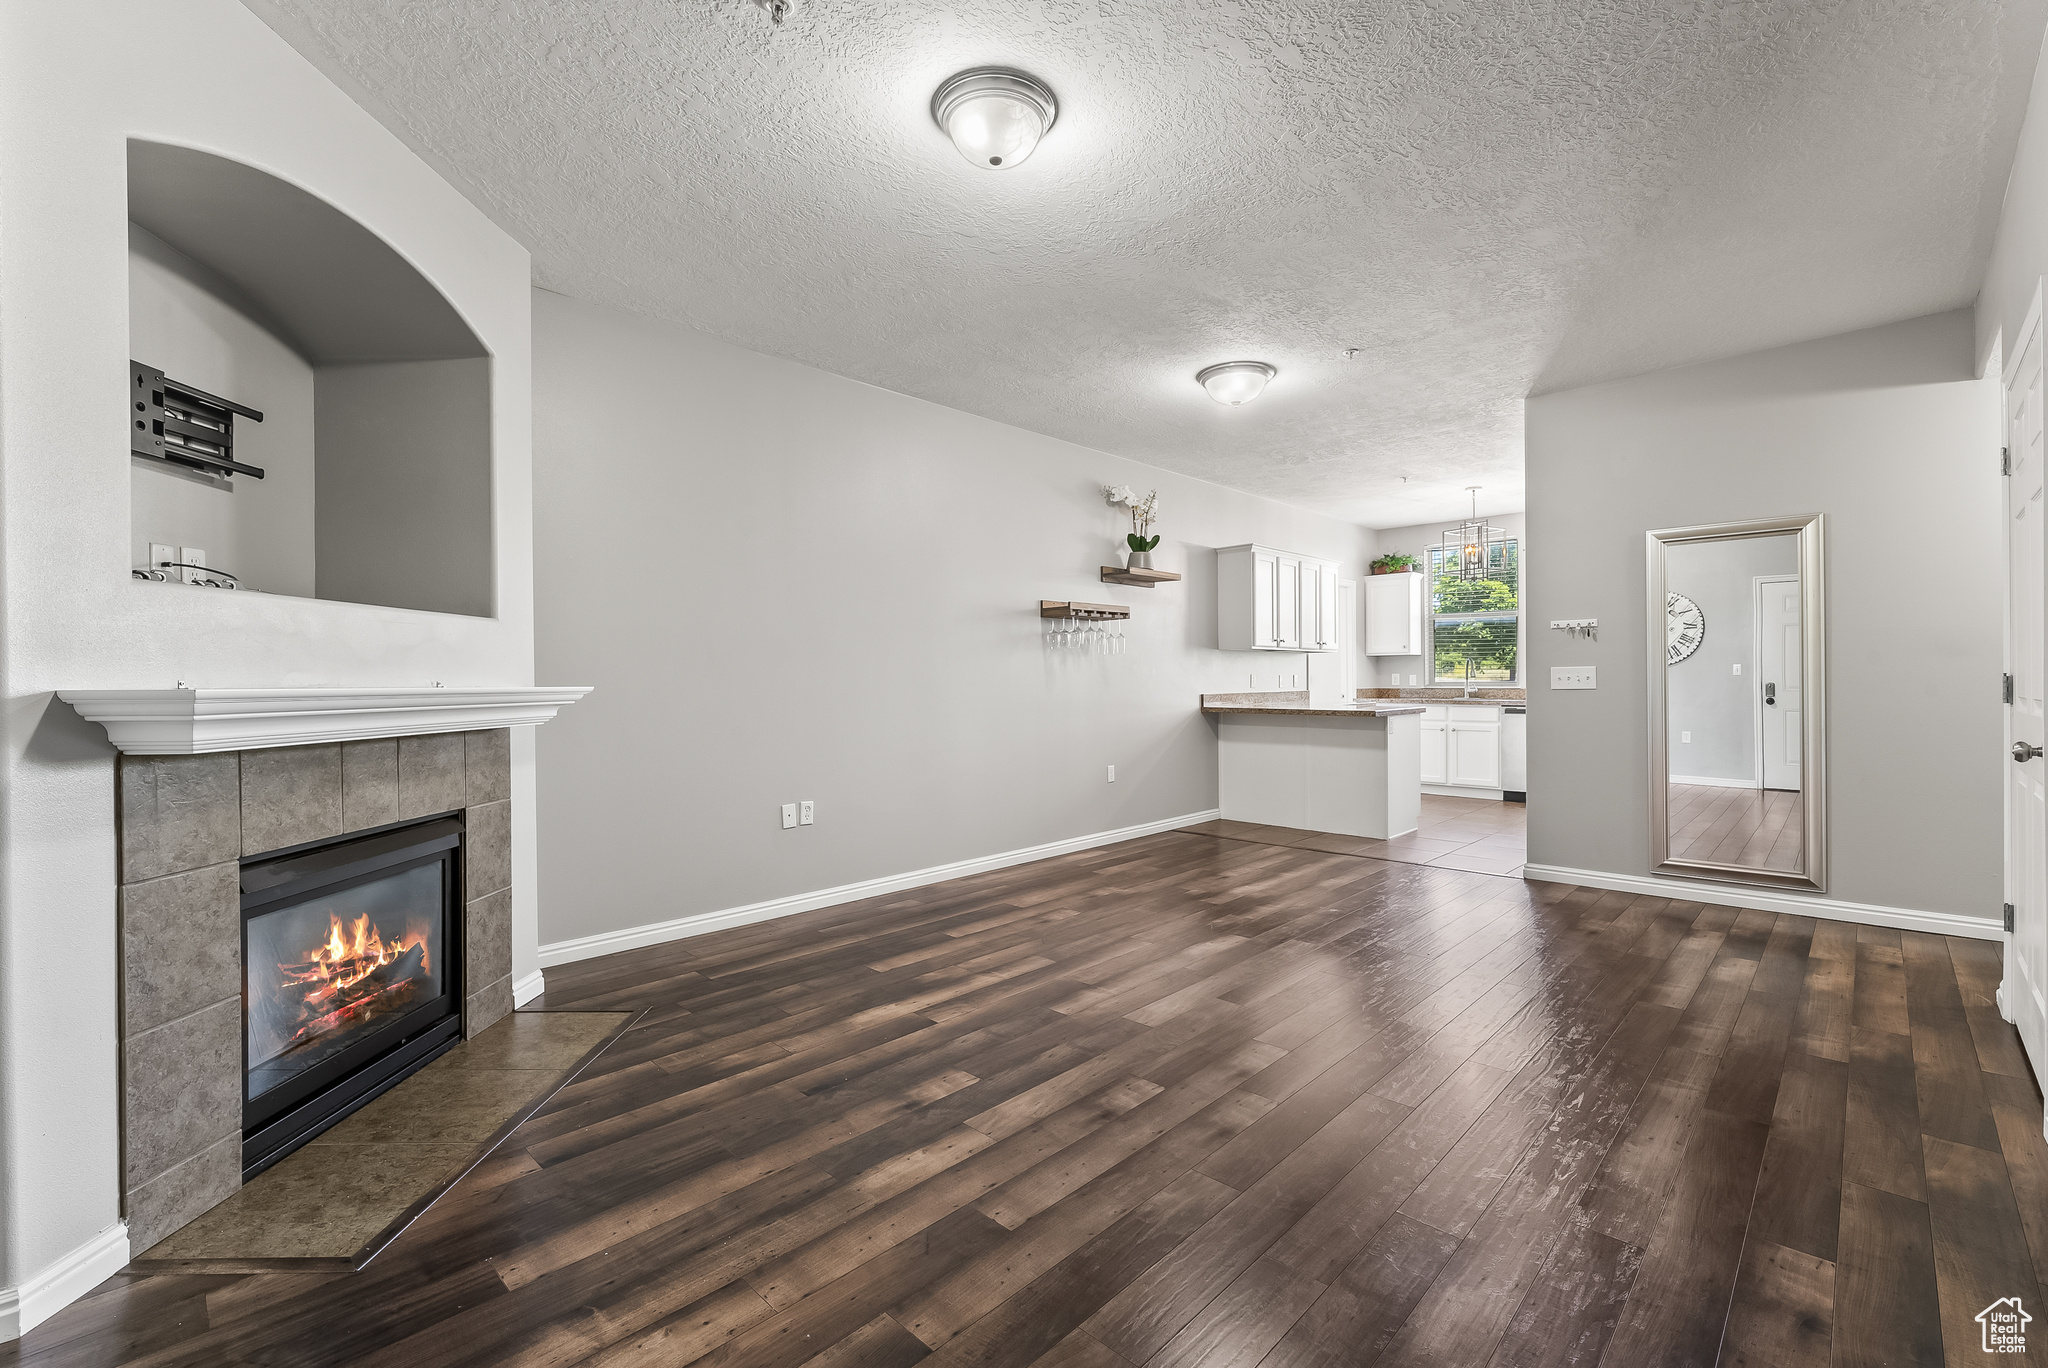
[540,808,1221,969]
[1668,774,1761,790]
[1521,863,2002,941]
[513,969,546,1007]
[0,1222,128,1342]
[1423,784,1506,801]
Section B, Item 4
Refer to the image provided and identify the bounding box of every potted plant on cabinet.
[1371,553,1419,575]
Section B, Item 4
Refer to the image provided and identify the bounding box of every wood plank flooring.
[7,820,2041,1367]
[1668,784,1803,871]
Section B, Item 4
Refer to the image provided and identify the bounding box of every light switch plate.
[1550,666,1597,690]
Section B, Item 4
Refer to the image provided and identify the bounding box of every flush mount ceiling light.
[1196,361,1276,407]
[932,67,1057,169]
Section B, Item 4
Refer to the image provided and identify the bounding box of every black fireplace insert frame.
[240,814,465,1178]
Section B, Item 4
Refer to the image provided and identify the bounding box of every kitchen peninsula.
[1201,691,1425,839]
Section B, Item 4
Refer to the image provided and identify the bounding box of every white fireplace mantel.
[58,686,592,754]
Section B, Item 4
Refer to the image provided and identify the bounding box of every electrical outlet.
[1682,731,1691,743]
[780,803,797,829]
[1106,765,1116,783]
[799,800,814,826]
[179,546,207,585]
[1550,666,1597,690]
[147,543,176,580]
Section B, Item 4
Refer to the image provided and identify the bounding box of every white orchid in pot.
[1104,485,1162,569]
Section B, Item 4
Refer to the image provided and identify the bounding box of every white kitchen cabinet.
[1448,718,1502,788]
[1275,553,1302,650]
[1218,544,1337,652]
[1419,714,1447,784]
[1364,572,1425,656]
[1305,560,1340,651]
[1419,703,1506,794]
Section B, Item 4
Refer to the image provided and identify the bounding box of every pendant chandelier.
[1440,486,1509,581]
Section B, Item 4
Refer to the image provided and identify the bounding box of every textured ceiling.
[249,0,2045,527]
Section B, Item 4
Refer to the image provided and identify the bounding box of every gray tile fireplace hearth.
[117,730,514,1254]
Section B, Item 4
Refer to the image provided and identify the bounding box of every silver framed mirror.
[1646,514,1825,891]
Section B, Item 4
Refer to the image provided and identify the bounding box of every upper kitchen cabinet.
[1218,544,1340,652]
[1364,571,1425,656]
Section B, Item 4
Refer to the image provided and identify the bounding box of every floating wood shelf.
[1101,565,1182,587]
[1040,600,1130,620]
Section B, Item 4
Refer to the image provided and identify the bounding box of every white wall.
[532,289,1373,951]
[0,3,534,1332]
[1525,309,2002,925]
[1979,22,2048,370]
[128,225,316,597]
[1664,534,1799,784]
[1366,513,1526,687]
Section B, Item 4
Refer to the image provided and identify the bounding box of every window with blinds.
[1429,540,1519,683]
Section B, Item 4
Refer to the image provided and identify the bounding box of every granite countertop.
[1200,690,1428,718]
[1356,687,1527,701]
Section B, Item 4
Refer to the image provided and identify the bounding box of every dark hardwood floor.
[9,820,2045,1367]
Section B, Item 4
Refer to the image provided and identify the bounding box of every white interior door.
[2005,307,2047,1092]
[1755,575,1801,791]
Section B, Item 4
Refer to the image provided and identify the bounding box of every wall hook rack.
[1551,618,1598,641]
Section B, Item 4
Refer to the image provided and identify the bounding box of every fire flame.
[274,913,432,1049]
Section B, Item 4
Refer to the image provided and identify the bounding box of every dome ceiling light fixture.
[932,67,1057,169]
[1196,361,1277,407]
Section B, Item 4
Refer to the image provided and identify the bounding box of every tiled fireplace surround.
[117,728,515,1254]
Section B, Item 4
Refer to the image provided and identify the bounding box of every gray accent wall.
[531,288,1375,951]
[1525,308,2001,924]
[1663,535,1798,783]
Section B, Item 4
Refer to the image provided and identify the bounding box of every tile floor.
[1181,792,1527,875]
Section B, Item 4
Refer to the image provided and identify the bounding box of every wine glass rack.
[1039,600,1130,620]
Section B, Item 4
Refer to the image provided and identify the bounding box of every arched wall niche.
[127,139,495,617]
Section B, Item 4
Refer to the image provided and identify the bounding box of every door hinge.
[2004,445,2013,476]
[2004,902,2016,933]
[2005,672,2015,704]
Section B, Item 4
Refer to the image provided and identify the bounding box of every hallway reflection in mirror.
[1648,515,1826,891]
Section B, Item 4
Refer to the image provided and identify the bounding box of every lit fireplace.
[241,817,465,1176]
